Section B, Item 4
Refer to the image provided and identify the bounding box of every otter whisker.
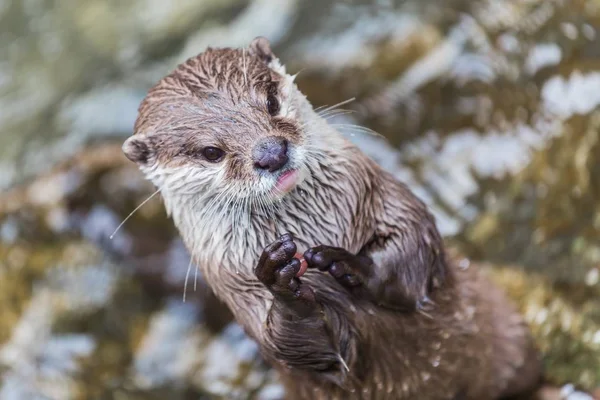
[202,188,229,221]
[318,106,354,116]
[109,188,161,239]
[216,187,237,221]
[316,97,356,114]
[228,189,243,231]
[338,354,350,373]
[242,187,253,226]
[318,109,355,120]
[199,174,234,221]
[330,123,386,140]
[261,196,274,218]
[240,189,248,222]
[252,190,265,217]
[254,192,263,215]
[231,194,241,230]
[189,193,214,232]
[194,258,199,292]
[266,193,278,217]
[183,255,193,303]
[221,191,236,216]
[289,67,305,83]
[299,111,355,135]
[203,204,227,233]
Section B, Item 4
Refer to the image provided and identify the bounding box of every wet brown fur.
[124,38,542,400]
[131,46,299,175]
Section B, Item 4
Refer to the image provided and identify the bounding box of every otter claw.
[417,296,436,312]
[279,233,294,242]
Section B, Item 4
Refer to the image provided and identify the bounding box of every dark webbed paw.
[304,244,431,312]
[258,240,359,378]
[255,233,315,306]
[303,245,367,289]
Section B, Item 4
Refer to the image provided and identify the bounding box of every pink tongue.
[294,253,308,277]
[275,170,298,194]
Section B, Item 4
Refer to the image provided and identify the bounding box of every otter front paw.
[255,233,315,305]
[303,245,367,289]
[303,245,419,311]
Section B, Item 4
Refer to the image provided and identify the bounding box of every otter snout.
[253,136,289,172]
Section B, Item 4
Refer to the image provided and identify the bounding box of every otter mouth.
[273,169,300,195]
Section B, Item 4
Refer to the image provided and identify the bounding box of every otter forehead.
[138,48,275,116]
[135,43,284,133]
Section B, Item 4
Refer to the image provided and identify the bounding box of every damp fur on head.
[122,37,319,210]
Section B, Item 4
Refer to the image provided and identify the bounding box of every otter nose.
[253,137,289,172]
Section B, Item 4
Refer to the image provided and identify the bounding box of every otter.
[122,37,542,399]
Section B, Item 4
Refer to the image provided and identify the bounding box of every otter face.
[124,38,314,214]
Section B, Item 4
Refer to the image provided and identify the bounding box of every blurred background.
[1,0,599,399]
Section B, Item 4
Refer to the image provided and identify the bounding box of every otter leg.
[255,234,357,382]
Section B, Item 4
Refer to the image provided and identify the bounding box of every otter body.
[123,38,541,399]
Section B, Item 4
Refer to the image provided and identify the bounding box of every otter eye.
[202,147,225,162]
[267,94,280,116]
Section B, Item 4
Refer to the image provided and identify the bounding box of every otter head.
[123,37,322,219]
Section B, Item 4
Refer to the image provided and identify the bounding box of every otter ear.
[250,36,275,64]
[123,135,153,164]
